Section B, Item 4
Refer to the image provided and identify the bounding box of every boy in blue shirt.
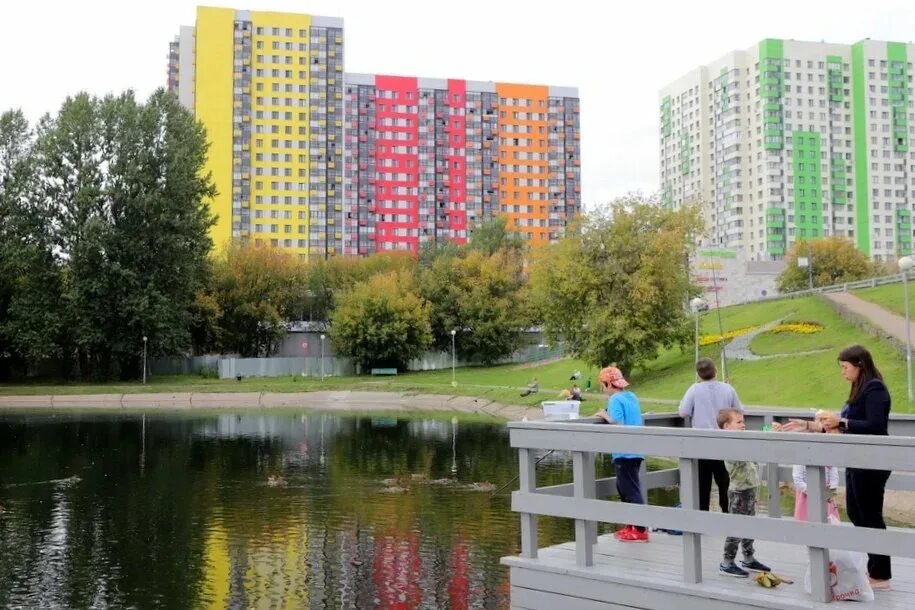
[597,366,648,543]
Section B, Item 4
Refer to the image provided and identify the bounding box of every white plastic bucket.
[541,400,581,420]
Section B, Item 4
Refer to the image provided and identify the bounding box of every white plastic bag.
[804,550,875,602]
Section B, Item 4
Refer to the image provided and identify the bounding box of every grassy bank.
[853,282,909,317]
[2,295,913,413]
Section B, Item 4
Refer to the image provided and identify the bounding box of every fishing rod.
[489,449,556,498]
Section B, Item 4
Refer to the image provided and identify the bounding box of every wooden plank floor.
[503,524,915,609]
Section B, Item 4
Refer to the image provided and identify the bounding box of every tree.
[207,243,307,357]
[0,110,66,378]
[0,90,216,379]
[415,247,528,365]
[529,197,702,374]
[298,252,417,323]
[330,270,432,371]
[776,237,875,292]
[468,216,525,257]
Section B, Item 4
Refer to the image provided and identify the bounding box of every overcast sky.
[4,0,915,206]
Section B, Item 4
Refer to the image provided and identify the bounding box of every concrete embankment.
[0,390,544,422]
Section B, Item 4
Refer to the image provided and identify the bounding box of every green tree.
[0,110,68,377]
[776,237,875,292]
[298,252,417,323]
[468,216,525,257]
[207,243,307,357]
[330,270,432,371]
[1,90,216,379]
[415,248,528,365]
[529,197,702,374]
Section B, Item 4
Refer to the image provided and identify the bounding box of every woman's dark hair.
[838,344,883,402]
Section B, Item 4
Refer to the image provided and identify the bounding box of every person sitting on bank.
[570,384,583,401]
[717,408,771,578]
[596,366,648,543]
[519,378,539,397]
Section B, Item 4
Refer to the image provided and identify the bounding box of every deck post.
[806,465,832,602]
[519,447,538,559]
[764,414,781,518]
[679,457,702,583]
[572,450,596,567]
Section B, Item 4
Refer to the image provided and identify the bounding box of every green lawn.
[853,282,911,317]
[629,296,913,412]
[3,295,913,413]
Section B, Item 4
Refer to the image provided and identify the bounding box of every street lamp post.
[899,256,915,401]
[450,329,457,386]
[689,298,706,381]
[320,334,326,380]
[142,336,148,385]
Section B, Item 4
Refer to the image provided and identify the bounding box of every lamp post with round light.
[320,334,326,380]
[689,297,706,381]
[142,336,148,385]
[450,329,457,386]
[899,256,914,401]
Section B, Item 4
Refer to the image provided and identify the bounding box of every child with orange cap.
[597,366,648,543]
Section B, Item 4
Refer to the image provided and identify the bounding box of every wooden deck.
[503,416,915,609]
[504,526,915,609]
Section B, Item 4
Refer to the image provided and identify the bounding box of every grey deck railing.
[640,410,915,519]
[509,415,915,603]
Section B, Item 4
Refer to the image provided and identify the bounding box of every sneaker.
[613,525,632,541]
[740,559,771,573]
[719,563,749,578]
[618,527,649,543]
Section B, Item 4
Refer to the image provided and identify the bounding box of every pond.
[0,412,678,609]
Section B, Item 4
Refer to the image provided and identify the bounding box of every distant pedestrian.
[678,357,744,513]
[597,366,648,543]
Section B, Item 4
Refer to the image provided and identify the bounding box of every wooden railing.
[509,416,915,603]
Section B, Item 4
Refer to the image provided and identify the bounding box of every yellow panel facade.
[195,6,236,254]
[249,11,311,257]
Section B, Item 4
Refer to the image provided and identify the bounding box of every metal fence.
[154,341,566,380]
[742,269,912,306]
[218,356,355,379]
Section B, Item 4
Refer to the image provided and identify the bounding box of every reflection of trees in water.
[0,414,677,609]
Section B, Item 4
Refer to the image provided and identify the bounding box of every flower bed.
[699,320,823,346]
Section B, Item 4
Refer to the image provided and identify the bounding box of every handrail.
[743,268,912,306]
[508,420,915,603]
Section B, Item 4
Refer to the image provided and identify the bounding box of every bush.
[199,365,218,379]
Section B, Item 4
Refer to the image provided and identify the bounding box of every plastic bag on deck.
[803,549,875,602]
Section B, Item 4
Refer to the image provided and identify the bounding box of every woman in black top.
[781,345,892,589]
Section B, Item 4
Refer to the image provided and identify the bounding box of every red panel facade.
[374,75,420,252]
[445,79,468,243]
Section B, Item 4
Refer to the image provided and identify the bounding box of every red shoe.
[618,527,649,543]
[613,525,633,540]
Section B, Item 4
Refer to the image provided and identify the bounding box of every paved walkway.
[826,291,915,346]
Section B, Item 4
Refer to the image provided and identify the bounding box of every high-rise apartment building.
[169,7,581,258]
[169,7,344,259]
[661,38,915,262]
[342,74,580,254]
